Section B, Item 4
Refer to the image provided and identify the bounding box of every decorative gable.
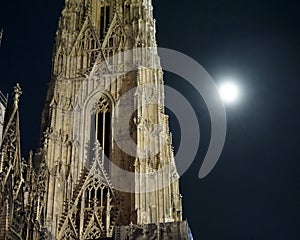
[57,141,123,240]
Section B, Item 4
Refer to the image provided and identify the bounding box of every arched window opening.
[100,5,110,40]
[94,96,111,161]
[83,180,111,210]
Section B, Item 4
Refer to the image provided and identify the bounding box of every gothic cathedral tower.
[35,0,192,239]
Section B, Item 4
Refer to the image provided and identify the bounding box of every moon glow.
[219,82,240,104]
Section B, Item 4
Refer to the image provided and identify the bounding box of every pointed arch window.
[94,96,111,160]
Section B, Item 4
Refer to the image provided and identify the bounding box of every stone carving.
[0,0,193,239]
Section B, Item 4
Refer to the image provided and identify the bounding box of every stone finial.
[29,150,34,167]
[13,83,22,106]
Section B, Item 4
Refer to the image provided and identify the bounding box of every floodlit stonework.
[0,0,193,239]
[0,91,6,146]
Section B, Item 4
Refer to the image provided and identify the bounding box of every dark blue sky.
[1,0,300,239]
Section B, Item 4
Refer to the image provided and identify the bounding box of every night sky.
[1,0,300,239]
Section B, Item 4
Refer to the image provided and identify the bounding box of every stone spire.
[35,0,185,238]
[0,84,26,240]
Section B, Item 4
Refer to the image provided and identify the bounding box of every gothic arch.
[57,140,122,240]
[79,90,115,168]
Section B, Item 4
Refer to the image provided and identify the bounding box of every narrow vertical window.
[105,6,110,30]
[94,96,111,160]
[100,7,105,40]
[100,6,111,40]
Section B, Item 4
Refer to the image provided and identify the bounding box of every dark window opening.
[104,111,111,158]
[94,96,111,168]
[105,6,110,31]
[100,6,110,40]
[100,7,105,40]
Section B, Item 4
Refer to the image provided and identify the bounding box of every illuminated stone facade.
[0,1,192,239]
[0,91,6,146]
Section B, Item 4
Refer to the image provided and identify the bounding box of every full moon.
[218,82,240,104]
